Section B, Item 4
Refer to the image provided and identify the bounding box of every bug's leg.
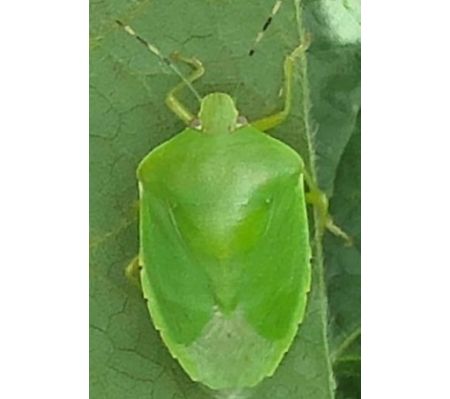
[251,35,311,132]
[125,255,142,288]
[165,53,205,125]
[303,170,353,246]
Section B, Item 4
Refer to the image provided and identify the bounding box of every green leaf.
[90,1,360,398]
[326,112,361,399]
[304,1,361,395]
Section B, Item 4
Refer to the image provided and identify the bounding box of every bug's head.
[198,93,238,134]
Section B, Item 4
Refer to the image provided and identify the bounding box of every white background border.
[364,0,450,397]
[0,1,88,398]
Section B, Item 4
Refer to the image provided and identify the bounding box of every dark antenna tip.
[115,20,124,27]
[247,1,283,57]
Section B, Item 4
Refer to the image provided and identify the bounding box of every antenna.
[116,20,202,102]
[248,0,283,56]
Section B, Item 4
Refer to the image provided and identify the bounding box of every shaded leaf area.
[334,339,361,399]
[325,112,361,399]
[303,2,361,397]
[90,0,360,398]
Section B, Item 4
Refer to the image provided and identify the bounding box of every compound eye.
[190,118,202,130]
[237,115,248,127]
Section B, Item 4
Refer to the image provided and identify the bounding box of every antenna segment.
[116,20,202,102]
[249,0,283,56]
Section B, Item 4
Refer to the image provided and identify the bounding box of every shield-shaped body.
[138,125,311,390]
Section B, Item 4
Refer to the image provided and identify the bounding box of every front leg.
[251,35,311,132]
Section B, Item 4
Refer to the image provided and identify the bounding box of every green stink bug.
[117,6,350,392]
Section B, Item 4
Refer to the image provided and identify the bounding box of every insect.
[118,1,350,392]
